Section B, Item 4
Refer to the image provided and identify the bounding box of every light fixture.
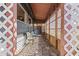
[73,21,77,25]
[74,22,77,25]
[72,20,78,26]
[0,47,5,52]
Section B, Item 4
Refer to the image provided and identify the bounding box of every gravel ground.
[17,35,59,56]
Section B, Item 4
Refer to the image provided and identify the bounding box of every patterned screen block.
[64,3,79,56]
[0,3,17,56]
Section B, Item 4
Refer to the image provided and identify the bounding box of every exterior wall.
[0,3,17,56]
[44,11,57,48]
[44,3,79,56]
[63,3,79,56]
[44,5,61,49]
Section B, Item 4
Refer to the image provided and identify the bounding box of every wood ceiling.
[30,3,59,23]
[21,3,60,23]
[31,4,51,21]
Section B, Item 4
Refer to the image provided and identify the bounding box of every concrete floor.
[17,35,59,56]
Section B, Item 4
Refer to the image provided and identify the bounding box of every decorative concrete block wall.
[64,3,79,56]
[0,3,17,56]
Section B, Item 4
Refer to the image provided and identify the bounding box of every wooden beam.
[60,3,65,56]
[55,4,58,49]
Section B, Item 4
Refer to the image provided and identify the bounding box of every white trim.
[28,15,33,23]
[18,4,28,23]
[18,4,28,15]
[18,4,33,24]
